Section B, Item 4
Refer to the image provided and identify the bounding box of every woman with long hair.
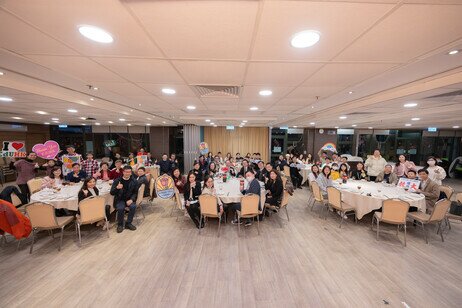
[316,165,333,196]
[265,169,284,208]
[350,162,368,181]
[41,166,64,189]
[394,154,416,177]
[183,171,202,228]
[93,162,111,181]
[308,165,320,183]
[172,167,186,194]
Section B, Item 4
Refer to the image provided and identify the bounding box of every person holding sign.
[14,152,39,200]
[110,166,138,233]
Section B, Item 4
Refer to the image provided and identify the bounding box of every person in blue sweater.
[65,163,87,183]
[231,170,261,226]
[158,153,171,175]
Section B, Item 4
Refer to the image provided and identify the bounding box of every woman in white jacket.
[364,149,387,182]
[425,156,446,185]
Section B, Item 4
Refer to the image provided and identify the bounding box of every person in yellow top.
[330,163,341,180]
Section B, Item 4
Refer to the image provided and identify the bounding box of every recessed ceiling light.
[95,122,101,125]
[52,120,59,123]
[411,117,420,121]
[339,116,347,119]
[147,117,152,120]
[205,119,211,122]
[0,96,13,102]
[146,123,151,126]
[453,125,460,129]
[293,126,298,128]
[348,91,354,94]
[309,122,315,125]
[186,105,196,110]
[36,111,48,115]
[242,120,248,123]
[80,117,86,120]
[291,30,321,48]
[90,97,94,101]
[68,109,78,113]
[404,103,418,108]
[368,127,373,129]
[51,118,59,121]
[0,71,4,76]
[44,122,50,125]
[127,124,132,126]
[108,121,114,124]
[334,126,339,129]
[78,25,113,43]
[448,50,459,55]
[93,87,98,91]
[250,107,258,111]
[352,124,357,127]
[138,104,142,106]
[119,118,126,122]
[11,116,23,120]
[210,122,215,125]
[259,90,272,96]
[240,122,245,125]
[405,123,412,127]
[162,121,166,124]
[161,88,176,95]
[130,109,133,112]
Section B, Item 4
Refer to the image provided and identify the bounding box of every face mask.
[246,176,252,182]
[427,160,436,166]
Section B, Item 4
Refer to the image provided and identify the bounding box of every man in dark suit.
[237,159,252,177]
[415,169,440,213]
[158,153,171,175]
[231,170,261,226]
[110,166,139,233]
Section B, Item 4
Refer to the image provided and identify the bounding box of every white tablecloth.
[214,178,266,209]
[333,180,426,219]
[301,164,313,184]
[30,181,114,212]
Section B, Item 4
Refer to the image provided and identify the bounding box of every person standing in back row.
[14,152,39,201]
[110,166,138,233]
[364,149,387,182]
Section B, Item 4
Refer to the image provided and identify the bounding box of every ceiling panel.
[127,0,258,60]
[245,62,323,86]
[95,82,152,96]
[286,86,345,100]
[172,61,246,85]
[252,1,394,61]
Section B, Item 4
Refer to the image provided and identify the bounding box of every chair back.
[327,187,342,210]
[136,184,145,205]
[174,188,183,210]
[25,202,58,228]
[439,185,454,200]
[198,194,218,217]
[27,178,43,194]
[381,199,409,224]
[311,181,323,202]
[428,198,451,222]
[456,192,462,204]
[282,176,287,189]
[280,190,289,208]
[149,167,159,181]
[11,192,22,207]
[79,196,106,223]
[283,165,290,176]
[149,178,155,199]
[241,194,259,216]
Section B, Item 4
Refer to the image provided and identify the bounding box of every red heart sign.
[12,142,24,151]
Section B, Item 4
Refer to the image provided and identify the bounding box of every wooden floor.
[1,186,461,308]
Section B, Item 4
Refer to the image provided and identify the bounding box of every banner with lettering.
[155,174,175,199]
[397,178,421,192]
[0,141,26,157]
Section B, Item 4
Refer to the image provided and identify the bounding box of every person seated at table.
[297,154,306,164]
[41,166,64,189]
[235,153,242,161]
[217,152,224,164]
[224,160,236,177]
[332,153,341,165]
[109,152,122,169]
[109,160,124,180]
[262,163,273,182]
[198,155,208,174]
[214,155,222,166]
[93,162,111,181]
[330,163,341,180]
[394,154,416,177]
[225,152,232,161]
[125,152,136,167]
[172,167,186,194]
[375,164,398,185]
[110,166,138,233]
[316,166,333,196]
[81,152,99,178]
[350,162,368,180]
[265,170,283,211]
[202,175,224,216]
[289,157,303,189]
[65,163,87,183]
[231,170,262,226]
[40,158,63,177]
[145,152,153,166]
[415,169,440,213]
[254,161,266,181]
[339,163,349,179]
[406,169,418,180]
[184,171,203,228]
[158,153,171,175]
[191,161,203,182]
[78,177,99,203]
[135,167,150,198]
[206,162,217,178]
[323,157,332,168]
[306,153,313,164]
[170,153,179,170]
[340,156,349,170]
[308,165,320,183]
[237,159,252,177]
[274,155,286,172]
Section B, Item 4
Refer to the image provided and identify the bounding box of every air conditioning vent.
[191,85,241,98]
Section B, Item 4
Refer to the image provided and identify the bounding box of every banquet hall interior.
[0,1,462,307]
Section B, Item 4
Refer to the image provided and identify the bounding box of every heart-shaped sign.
[32,140,60,159]
[12,142,24,151]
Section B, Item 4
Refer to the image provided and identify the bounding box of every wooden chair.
[174,188,185,221]
[237,194,261,236]
[25,202,74,253]
[283,165,290,177]
[198,194,223,237]
[371,199,409,247]
[265,190,290,228]
[149,178,155,201]
[407,199,451,244]
[27,178,43,195]
[326,187,356,228]
[310,181,327,214]
[445,193,462,230]
[282,176,287,189]
[135,184,150,223]
[76,196,109,246]
[439,185,454,201]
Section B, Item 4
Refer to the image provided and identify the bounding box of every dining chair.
[407,198,451,244]
[149,178,155,201]
[310,181,327,214]
[307,181,315,207]
[76,196,109,246]
[445,193,462,230]
[135,184,150,223]
[237,194,261,236]
[439,185,454,201]
[371,199,409,247]
[283,165,290,177]
[27,178,43,195]
[282,176,287,189]
[265,190,290,228]
[25,202,74,253]
[198,194,223,237]
[326,187,356,228]
[174,188,185,221]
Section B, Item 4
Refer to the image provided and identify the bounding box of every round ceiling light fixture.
[161,88,176,95]
[78,25,113,43]
[259,90,272,96]
[291,30,321,48]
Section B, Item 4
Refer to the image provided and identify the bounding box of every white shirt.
[426,166,446,185]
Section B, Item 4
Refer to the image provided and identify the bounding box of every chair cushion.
[407,211,430,222]
[57,216,74,227]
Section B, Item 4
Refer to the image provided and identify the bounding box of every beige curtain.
[204,127,269,162]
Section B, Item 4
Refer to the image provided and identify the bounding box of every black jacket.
[183,180,202,205]
[350,169,368,181]
[265,179,283,202]
[158,160,171,175]
[136,174,150,198]
[110,176,138,205]
[237,165,252,178]
[78,187,99,203]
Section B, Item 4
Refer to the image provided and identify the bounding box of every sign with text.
[104,140,117,147]
[397,178,421,193]
[32,140,60,159]
[0,141,26,157]
[155,174,175,199]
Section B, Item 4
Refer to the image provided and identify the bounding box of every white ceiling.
[0,0,461,129]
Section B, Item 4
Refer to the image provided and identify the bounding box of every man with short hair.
[158,153,171,175]
[170,153,179,170]
[415,169,440,213]
[65,163,87,183]
[237,159,251,177]
[81,152,99,177]
[225,160,236,177]
[110,166,138,233]
[109,160,124,180]
[135,167,150,198]
[407,169,418,180]
[375,164,399,185]
[231,170,261,226]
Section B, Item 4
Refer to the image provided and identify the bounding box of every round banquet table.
[213,178,266,209]
[332,180,426,219]
[301,164,313,184]
[30,181,114,212]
